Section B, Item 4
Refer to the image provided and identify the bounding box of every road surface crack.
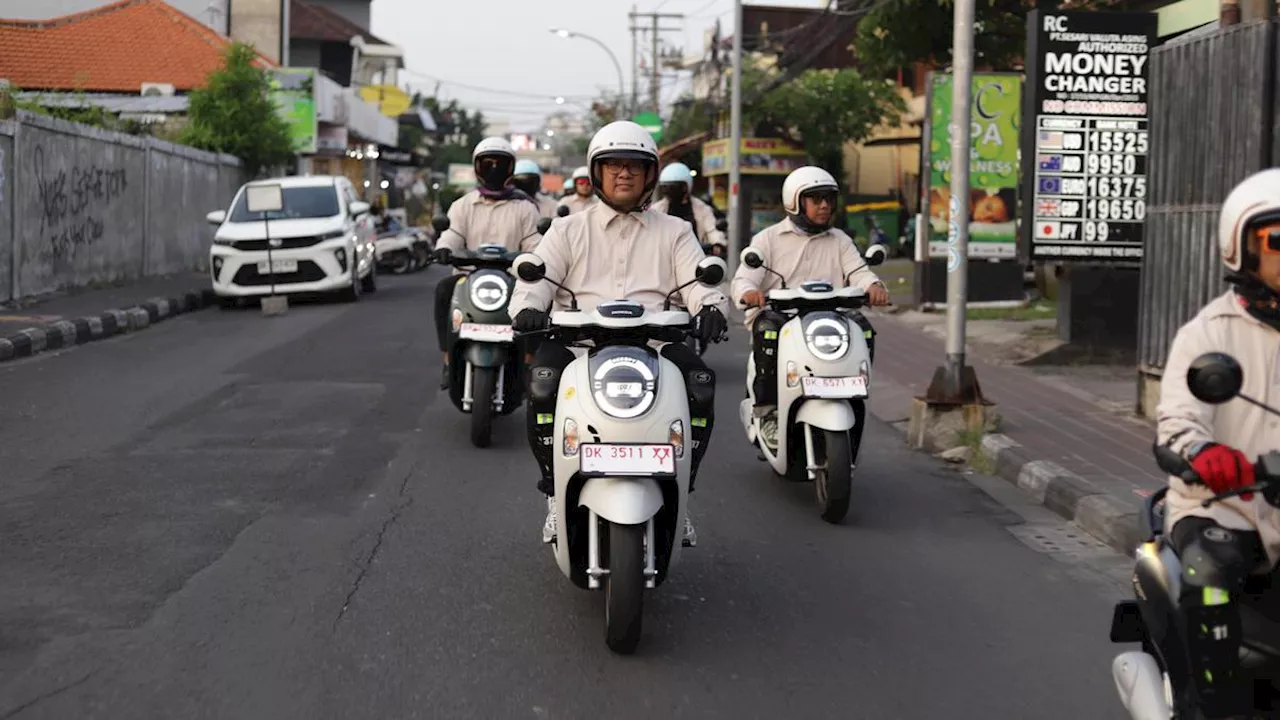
[332,466,415,629]
[1,669,99,719]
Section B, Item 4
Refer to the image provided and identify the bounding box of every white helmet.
[472,136,515,162]
[571,166,590,181]
[782,166,839,215]
[587,121,660,209]
[1219,168,1280,272]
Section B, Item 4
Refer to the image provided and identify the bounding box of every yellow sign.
[701,137,808,177]
[358,84,411,118]
[845,200,903,213]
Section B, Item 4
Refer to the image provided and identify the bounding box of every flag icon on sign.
[1038,176,1062,194]
[1038,155,1063,171]
[1036,199,1061,217]
[1035,221,1061,240]
[1038,131,1064,150]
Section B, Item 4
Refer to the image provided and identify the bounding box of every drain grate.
[1009,523,1112,557]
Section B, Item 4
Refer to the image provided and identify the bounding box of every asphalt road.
[0,269,1133,719]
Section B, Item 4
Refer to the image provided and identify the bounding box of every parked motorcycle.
[1110,351,1280,719]
[430,215,525,448]
[735,243,887,523]
[511,251,727,655]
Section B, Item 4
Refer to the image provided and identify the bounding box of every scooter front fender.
[795,399,857,431]
[578,476,664,525]
[463,342,510,368]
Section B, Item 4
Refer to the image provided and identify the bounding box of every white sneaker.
[682,513,697,548]
[760,412,779,452]
[542,496,557,545]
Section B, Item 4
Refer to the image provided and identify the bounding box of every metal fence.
[1137,20,1277,373]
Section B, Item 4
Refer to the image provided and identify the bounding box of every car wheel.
[361,256,378,293]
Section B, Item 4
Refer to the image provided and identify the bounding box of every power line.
[401,69,595,102]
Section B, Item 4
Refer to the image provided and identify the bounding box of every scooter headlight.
[469,275,509,312]
[804,317,849,361]
[590,348,658,419]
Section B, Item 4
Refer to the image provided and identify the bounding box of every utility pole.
[728,0,743,268]
[630,4,639,116]
[629,9,684,114]
[924,0,983,405]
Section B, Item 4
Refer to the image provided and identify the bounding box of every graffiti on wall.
[33,145,129,262]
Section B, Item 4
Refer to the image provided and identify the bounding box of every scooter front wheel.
[604,522,645,654]
[816,430,852,523]
[470,366,497,448]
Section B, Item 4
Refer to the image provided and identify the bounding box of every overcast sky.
[370,0,823,132]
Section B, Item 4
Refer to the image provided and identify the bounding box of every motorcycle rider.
[512,159,560,219]
[510,120,729,548]
[558,166,597,214]
[433,136,542,390]
[650,162,728,257]
[1154,167,1280,718]
[730,165,890,452]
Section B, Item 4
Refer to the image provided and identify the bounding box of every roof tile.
[0,0,276,93]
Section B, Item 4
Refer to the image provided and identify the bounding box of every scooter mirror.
[740,247,765,269]
[694,256,727,286]
[1187,352,1243,405]
[864,244,888,266]
[431,215,450,234]
[513,253,547,282]
[715,218,729,232]
[557,205,571,217]
[537,218,553,235]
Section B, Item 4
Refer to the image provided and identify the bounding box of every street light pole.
[727,0,743,270]
[551,28,627,118]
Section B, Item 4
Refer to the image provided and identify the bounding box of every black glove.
[695,306,727,345]
[432,247,453,264]
[513,308,549,332]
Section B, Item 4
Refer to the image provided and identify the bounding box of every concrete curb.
[0,288,216,365]
[974,432,1145,555]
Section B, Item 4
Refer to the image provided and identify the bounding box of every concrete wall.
[229,0,283,63]
[0,111,243,302]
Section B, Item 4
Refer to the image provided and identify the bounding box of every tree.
[410,95,487,175]
[743,66,906,186]
[180,43,294,177]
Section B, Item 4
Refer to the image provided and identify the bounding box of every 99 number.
[1084,221,1110,242]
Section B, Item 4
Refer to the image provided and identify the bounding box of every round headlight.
[805,318,849,361]
[469,276,509,312]
[592,355,656,419]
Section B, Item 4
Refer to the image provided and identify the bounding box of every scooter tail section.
[578,476,665,526]
[795,399,857,431]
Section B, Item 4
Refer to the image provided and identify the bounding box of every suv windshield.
[228,185,342,222]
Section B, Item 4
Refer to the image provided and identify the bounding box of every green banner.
[270,68,318,155]
[926,72,1022,260]
[632,111,663,143]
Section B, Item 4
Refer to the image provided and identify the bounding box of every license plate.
[801,375,868,398]
[256,260,297,274]
[580,444,676,476]
[459,323,514,342]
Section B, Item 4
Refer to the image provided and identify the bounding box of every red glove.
[1190,444,1256,500]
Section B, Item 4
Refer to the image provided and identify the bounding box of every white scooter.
[512,252,727,655]
[737,244,886,524]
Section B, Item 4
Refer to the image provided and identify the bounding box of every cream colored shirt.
[534,193,559,219]
[559,192,597,215]
[650,196,727,249]
[438,191,541,274]
[730,218,884,327]
[509,201,730,318]
[1157,291,1280,564]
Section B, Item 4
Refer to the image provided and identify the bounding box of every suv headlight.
[469,275,509,312]
[591,352,657,419]
[804,318,849,361]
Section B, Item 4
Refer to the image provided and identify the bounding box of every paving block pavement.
[0,274,215,364]
[864,308,1163,555]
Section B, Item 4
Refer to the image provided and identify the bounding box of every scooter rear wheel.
[604,522,645,654]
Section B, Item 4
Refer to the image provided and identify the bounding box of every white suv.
[206,175,378,306]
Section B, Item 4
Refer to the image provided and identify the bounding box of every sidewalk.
[865,309,1163,553]
[0,273,214,362]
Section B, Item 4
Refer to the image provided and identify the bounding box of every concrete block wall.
[0,111,245,303]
